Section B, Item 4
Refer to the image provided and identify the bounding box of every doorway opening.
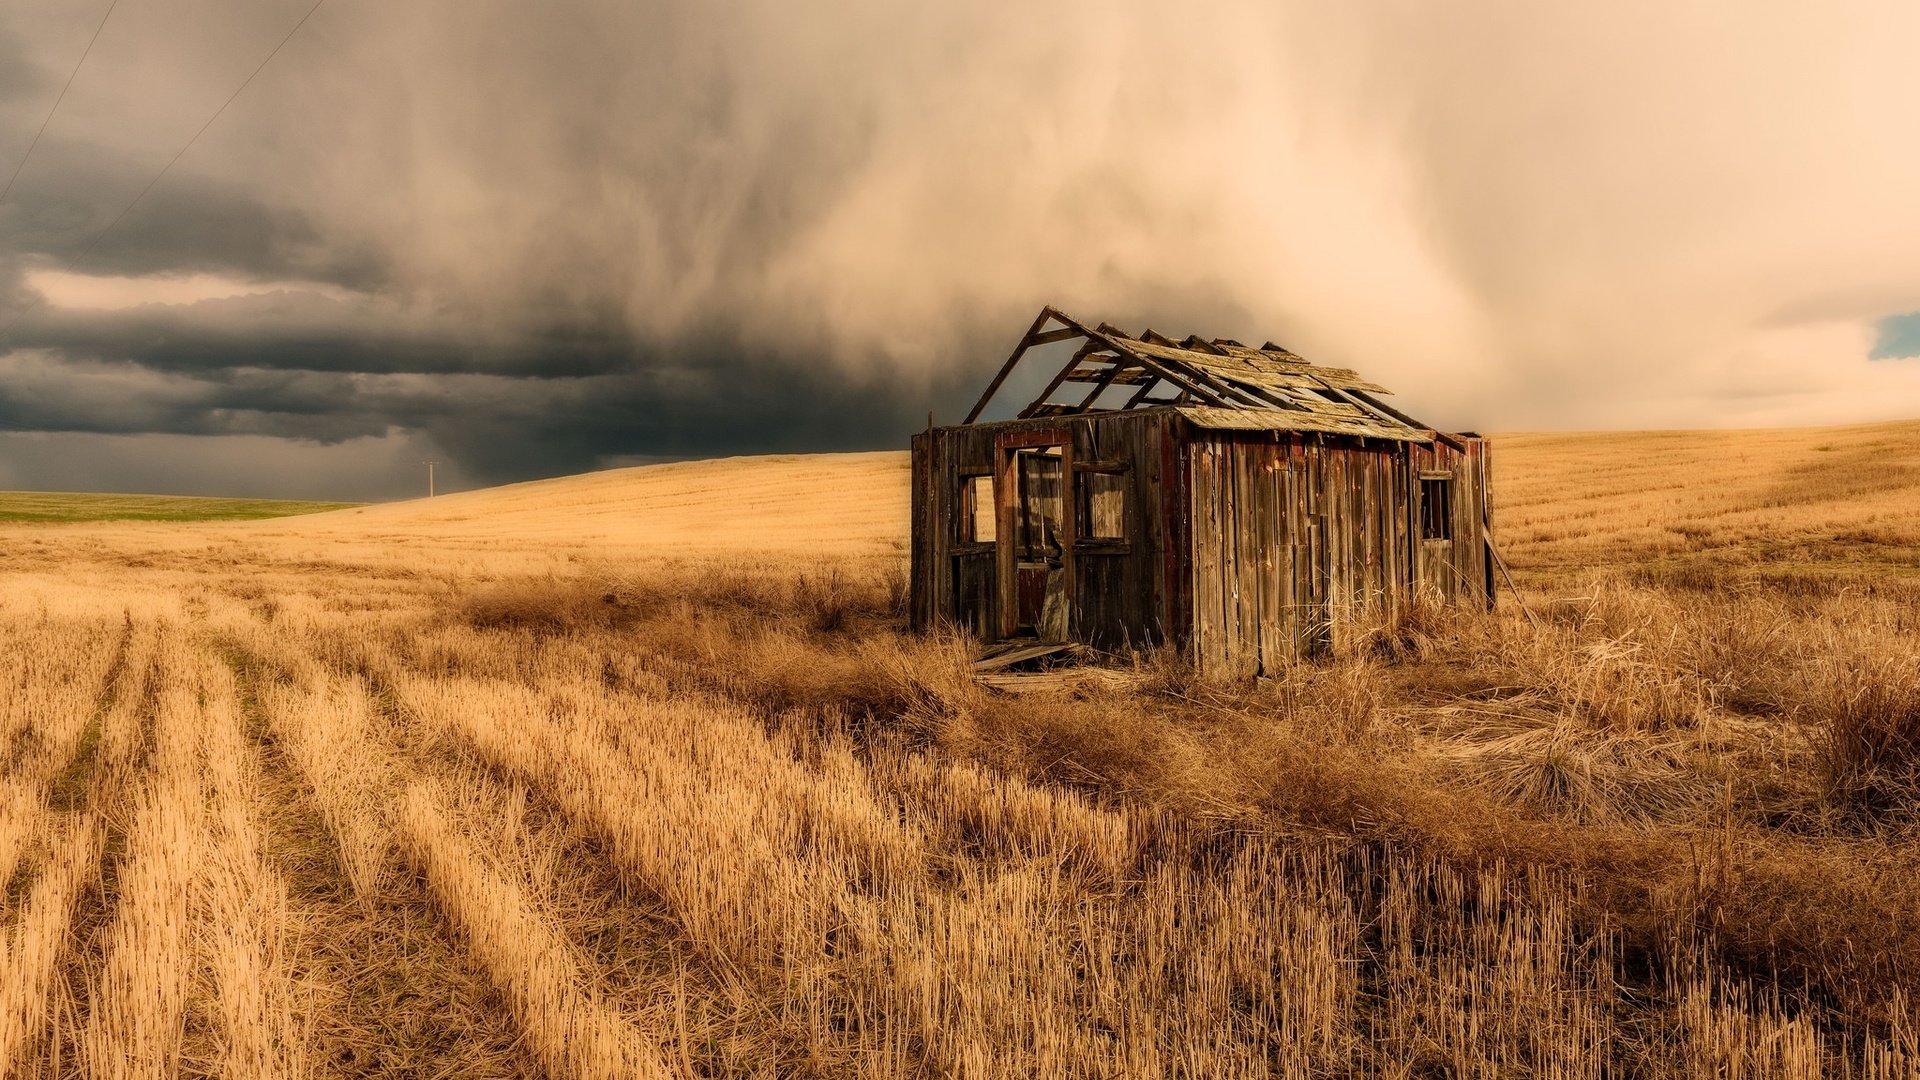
[995,436,1073,640]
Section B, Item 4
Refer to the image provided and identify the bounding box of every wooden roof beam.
[1122,375,1171,409]
[1045,312,1245,411]
[962,307,1084,424]
[1342,387,1431,431]
[1186,366,1295,411]
[1069,358,1151,412]
[1327,386,1408,428]
[1216,376,1311,413]
[1017,341,1105,419]
[1099,345,1241,409]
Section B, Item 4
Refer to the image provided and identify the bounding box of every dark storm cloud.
[0,0,1002,495]
[3,0,1920,499]
[0,140,390,299]
[7,291,639,377]
[0,334,967,483]
[2,169,317,277]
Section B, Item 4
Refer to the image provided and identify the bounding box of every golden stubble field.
[2,425,1918,1078]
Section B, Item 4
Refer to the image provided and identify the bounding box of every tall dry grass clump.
[91,624,162,804]
[1800,624,1920,817]
[0,618,121,783]
[1478,584,1720,732]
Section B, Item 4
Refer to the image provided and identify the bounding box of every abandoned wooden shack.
[909,306,1494,676]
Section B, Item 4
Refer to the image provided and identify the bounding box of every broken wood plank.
[976,667,1141,694]
[971,641,1079,672]
[974,638,1030,662]
[1061,366,1154,386]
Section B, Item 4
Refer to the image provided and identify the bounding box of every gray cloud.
[2,0,1919,499]
[0,429,439,501]
[7,291,634,377]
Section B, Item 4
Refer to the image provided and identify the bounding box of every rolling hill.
[237,419,1920,580]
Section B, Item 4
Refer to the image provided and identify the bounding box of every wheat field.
[1,422,1917,1078]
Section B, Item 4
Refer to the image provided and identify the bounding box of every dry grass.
[0,816,101,1073]
[1800,624,1920,816]
[397,780,667,1080]
[80,639,200,1079]
[0,426,1916,1076]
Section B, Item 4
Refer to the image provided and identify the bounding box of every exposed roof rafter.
[960,306,1436,441]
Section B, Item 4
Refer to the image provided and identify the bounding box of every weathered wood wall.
[1188,434,1410,675]
[909,412,1186,650]
[1186,432,1492,676]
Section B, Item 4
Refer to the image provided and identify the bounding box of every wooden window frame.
[1419,472,1454,542]
[955,468,995,554]
[1073,460,1132,553]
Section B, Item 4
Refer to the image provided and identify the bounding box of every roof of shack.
[959,306,1437,441]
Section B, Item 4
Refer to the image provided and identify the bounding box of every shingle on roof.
[961,306,1434,440]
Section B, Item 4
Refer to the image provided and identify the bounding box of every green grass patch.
[0,490,361,523]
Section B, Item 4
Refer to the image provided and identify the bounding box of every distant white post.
[423,460,438,498]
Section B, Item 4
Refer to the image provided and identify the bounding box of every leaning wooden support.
[1483,527,1538,629]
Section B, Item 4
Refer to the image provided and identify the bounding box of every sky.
[2,0,1919,501]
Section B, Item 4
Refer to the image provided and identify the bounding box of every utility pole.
[422,460,437,498]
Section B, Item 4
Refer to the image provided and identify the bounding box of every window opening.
[961,475,995,543]
[1420,477,1453,541]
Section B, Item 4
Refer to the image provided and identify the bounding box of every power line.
[0,0,122,207]
[69,0,328,270]
[1,0,329,340]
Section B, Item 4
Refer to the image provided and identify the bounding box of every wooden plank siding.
[909,409,1492,677]
[1185,432,1426,676]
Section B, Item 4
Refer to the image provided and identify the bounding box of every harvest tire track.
[223,640,530,1079]
[34,623,160,1080]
